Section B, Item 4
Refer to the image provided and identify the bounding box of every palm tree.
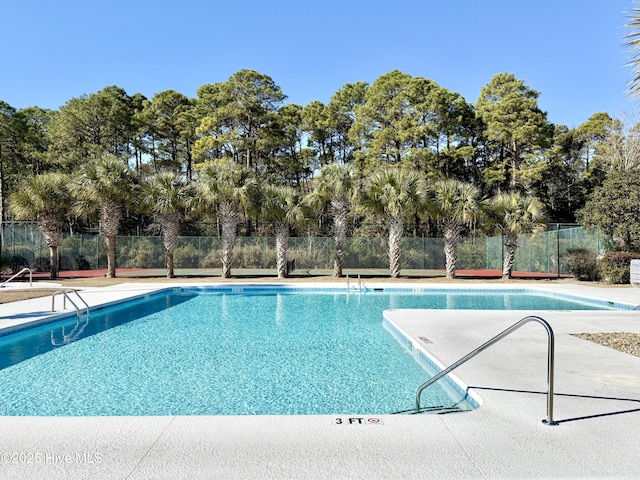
[304,163,357,277]
[258,184,304,278]
[9,173,72,279]
[359,167,427,278]
[490,192,546,279]
[71,154,135,278]
[194,161,256,278]
[141,172,192,278]
[430,179,484,279]
[626,3,640,96]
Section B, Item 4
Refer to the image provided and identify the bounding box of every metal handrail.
[346,274,364,292]
[415,315,557,425]
[0,267,33,288]
[51,289,90,319]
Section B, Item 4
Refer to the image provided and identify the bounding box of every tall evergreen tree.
[1,103,54,263]
[193,70,286,170]
[138,90,196,177]
[47,86,141,169]
[0,101,20,230]
[427,87,478,181]
[326,81,368,165]
[577,167,640,251]
[535,125,585,222]
[350,70,417,171]
[264,103,314,188]
[476,73,553,193]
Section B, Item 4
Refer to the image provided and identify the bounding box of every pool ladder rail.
[415,315,557,426]
[51,289,91,320]
[346,274,367,292]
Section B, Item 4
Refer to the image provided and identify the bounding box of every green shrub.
[235,241,276,269]
[599,251,640,284]
[402,246,429,269]
[3,245,36,271]
[75,255,91,270]
[457,241,486,270]
[59,255,73,270]
[201,249,221,268]
[563,248,599,281]
[288,237,332,269]
[174,244,201,268]
[346,237,387,269]
[33,256,51,272]
[2,253,31,273]
[0,256,8,274]
[60,234,102,269]
[118,238,164,268]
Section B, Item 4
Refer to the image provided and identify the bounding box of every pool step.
[392,405,466,415]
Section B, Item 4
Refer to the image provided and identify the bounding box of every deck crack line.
[124,416,177,480]
[440,417,487,478]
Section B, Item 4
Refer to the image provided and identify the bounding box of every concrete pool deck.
[0,281,639,479]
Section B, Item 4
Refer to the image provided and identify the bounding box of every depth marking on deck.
[334,417,384,425]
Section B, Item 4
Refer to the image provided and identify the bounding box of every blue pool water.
[0,287,614,416]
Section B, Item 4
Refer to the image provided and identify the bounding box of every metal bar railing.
[346,274,364,293]
[0,267,33,288]
[51,289,90,319]
[415,315,557,425]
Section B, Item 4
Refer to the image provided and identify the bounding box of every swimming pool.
[0,286,619,416]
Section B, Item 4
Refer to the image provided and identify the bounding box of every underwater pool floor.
[1,281,640,479]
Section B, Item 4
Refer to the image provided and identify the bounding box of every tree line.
[1,69,637,279]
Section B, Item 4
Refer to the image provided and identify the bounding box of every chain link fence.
[1,222,603,275]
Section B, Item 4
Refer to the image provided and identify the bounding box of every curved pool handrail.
[415,315,556,425]
[0,267,33,288]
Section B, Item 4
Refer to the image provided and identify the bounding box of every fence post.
[501,233,504,274]
[556,224,560,277]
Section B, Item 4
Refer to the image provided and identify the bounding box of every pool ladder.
[51,289,90,320]
[346,274,364,292]
[415,315,557,425]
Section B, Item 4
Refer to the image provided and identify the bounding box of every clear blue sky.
[0,0,636,128]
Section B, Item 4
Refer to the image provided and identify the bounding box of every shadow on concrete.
[468,386,640,424]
